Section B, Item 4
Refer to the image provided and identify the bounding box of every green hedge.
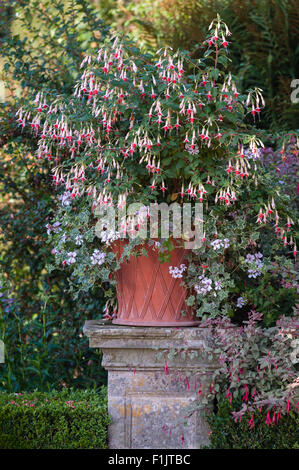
[0,388,111,449]
[207,399,299,449]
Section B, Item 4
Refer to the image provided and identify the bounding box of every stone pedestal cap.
[83,321,215,370]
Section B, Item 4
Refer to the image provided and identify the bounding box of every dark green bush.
[0,0,110,392]
[0,388,110,449]
[207,399,299,449]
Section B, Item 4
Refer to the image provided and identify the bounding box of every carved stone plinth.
[83,321,216,449]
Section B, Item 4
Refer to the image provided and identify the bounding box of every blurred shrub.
[0,274,106,392]
[0,388,110,449]
[0,0,111,392]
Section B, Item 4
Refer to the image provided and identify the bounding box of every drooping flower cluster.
[18,16,270,222]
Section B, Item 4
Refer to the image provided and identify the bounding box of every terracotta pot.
[111,240,199,326]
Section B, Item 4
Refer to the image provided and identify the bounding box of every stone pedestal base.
[83,321,215,449]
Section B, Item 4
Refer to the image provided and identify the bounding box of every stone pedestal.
[83,321,216,449]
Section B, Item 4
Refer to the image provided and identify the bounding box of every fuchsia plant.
[16,15,298,324]
[199,311,298,426]
[165,310,298,429]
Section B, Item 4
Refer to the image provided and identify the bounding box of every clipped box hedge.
[0,388,110,449]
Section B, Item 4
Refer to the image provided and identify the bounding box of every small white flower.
[67,251,77,265]
[169,264,186,279]
[195,275,214,295]
[100,229,120,245]
[91,249,106,266]
[61,232,67,244]
[223,238,230,249]
[59,192,72,207]
[75,234,83,246]
[245,252,264,278]
[46,221,61,235]
[211,238,230,251]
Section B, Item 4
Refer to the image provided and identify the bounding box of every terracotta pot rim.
[112,319,201,327]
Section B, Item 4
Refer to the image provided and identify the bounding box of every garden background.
[0,0,298,448]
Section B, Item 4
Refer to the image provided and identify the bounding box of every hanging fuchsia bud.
[150,180,156,192]
[226,388,233,403]
[242,384,249,402]
[186,377,190,390]
[248,414,254,429]
[266,411,272,426]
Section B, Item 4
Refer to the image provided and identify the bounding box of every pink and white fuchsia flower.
[194,275,223,296]
[66,251,77,265]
